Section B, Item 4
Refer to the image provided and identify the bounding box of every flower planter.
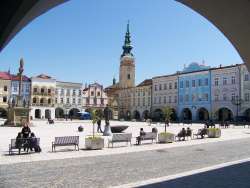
[85,137,104,150]
[158,132,175,143]
[207,128,221,138]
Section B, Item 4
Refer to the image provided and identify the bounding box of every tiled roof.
[0,72,11,80]
[36,74,52,79]
[11,74,30,81]
[137,79,152,87]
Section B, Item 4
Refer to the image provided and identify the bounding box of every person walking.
[97,119,103,133]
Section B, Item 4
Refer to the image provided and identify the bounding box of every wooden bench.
[108,133,132,148]
[9,138,40,155]
[52,136,79,152]
[136,132,157,145]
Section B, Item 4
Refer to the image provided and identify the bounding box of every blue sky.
[0,0,242,87]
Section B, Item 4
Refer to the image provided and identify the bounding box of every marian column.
[17,58,24,107]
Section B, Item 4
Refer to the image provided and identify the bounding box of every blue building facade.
[178,63,211,121]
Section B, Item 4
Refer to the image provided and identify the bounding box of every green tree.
[89,109,100,138]
[162,107,173,132]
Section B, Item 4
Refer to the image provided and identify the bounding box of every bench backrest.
[54,136,79,145]
[112,133,132,141]
[143,132,157,139]
[10,138,40,148]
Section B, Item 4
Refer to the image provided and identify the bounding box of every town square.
[1,1,250,188]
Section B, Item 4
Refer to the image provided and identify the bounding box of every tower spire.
[121,20,133,57]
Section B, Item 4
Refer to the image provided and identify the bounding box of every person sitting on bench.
[136,128,146,145]
[177,128,186,141]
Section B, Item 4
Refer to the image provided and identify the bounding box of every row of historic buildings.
[0,71,108,120]
[105,23,250,122]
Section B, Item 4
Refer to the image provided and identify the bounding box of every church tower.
[119,21,135,89]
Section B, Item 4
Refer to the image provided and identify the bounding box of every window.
[25,85,29,92]
[72,98,75,104]
[169,83,172,89]
[154,85,157,91]
[3,96,7,103]
[41,88,45,93]
[154,97,157,104]
[34,88,37,93]
[204,78,209,86]
[185,94,189,102]
[143,91,145,96]
[94,98,97,105]
[78,90,81,96]
[40,98,44,104]
[55,98,58,103]
[48,98,51,104]
[97,92,100,96]
[127,74,131,79]
[163,96,166,104]
[180,95,183,103]
[159,96,161,104]
[215,78,219,86]
[215,95,219,101]
[180,81,183,88]
[223,77,227,85]
[73,90,76,96]
[67,98,70,104]
[231,93,236,101]
[223,94,227,101]
[61,89,64,95]
[192,80,196,87]
[164,84,167,90]
[91,91,94,96]
[174,82,177,89]
[48,89,51,94]
[245,93,250,101]
[13,83,18,92]
[159,84,162,90]
[4,86,7,92]
[33,98,36,104]
[148,97,151,106]
[78,98,81,104]
[192,94,195,101]
[185,81,189,88]
[168,96,171,103]
[174,96,177,103]
[101,98,104,105]
[55,89,58,95]
[231,76,236,84]
[86,98,89,104]
[198,79,202,86]
[67,89,70,95]
[204,93,208,101]
[143,98,145,106]
[245,74,249,81]
[60,98,63,104]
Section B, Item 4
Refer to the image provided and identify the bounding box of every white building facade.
[30,74,56,120]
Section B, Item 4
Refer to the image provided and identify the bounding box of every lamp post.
[232,96,243,121]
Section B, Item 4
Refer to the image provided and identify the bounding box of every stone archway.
[197,107,209,121]
[55,107,64,118]
[142,110,150,120]
[133,110,141,120]
[153,109,164,122]
[35,109,41,119]
[45,109,51,119]
[217,108,233,121]
[69,108,80,119]
[0,108,7,118]
[182,108,192,121]
[170,108,178,121]
[245,108,250,121]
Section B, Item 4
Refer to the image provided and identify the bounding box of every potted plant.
[207,128,221,138]
[158,107,175,143]
[85,109,104,150]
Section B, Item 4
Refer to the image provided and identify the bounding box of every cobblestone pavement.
[1,138,250,188]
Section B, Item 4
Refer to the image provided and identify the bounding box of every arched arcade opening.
[197,108,209,121]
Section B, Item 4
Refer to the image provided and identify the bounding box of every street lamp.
[231,96,244,121]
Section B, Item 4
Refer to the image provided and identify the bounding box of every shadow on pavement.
[138,161,250,188]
